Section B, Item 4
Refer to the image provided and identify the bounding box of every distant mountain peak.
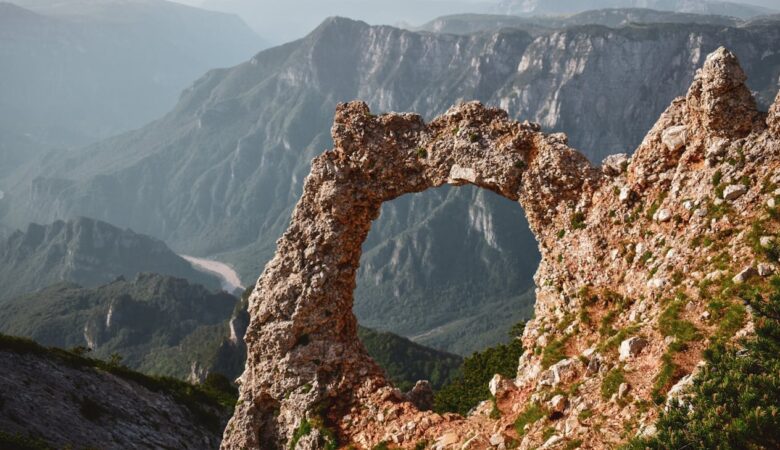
[0,217,221,301]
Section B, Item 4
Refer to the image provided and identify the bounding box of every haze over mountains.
[0,0,263,182]
[175,0,776,43]
[4,11,779,353]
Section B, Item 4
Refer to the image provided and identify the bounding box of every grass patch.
[651,352,676,404]
[658,301,700,345]
[601,367,625,400]
[514,403,546,437]
[541,335,570,369]
[570,212,586,230]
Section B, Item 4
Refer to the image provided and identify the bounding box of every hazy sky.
[170,0,780,44]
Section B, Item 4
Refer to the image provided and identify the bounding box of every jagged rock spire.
[685,47,758,138]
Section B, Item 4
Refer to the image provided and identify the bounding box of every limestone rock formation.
[223,47,780,449]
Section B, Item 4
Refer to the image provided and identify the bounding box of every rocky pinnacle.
[223,48,780,449]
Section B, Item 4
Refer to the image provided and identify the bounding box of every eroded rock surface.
[223,47,780,449]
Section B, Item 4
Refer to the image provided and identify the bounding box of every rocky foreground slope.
[0,335,232,449]
[222,48,780,449]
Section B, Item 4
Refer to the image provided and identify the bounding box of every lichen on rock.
[222,47,780,449]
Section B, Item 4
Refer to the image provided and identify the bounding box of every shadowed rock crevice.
[223,47,779,449]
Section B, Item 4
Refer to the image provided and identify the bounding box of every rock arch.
[222,100,598,448]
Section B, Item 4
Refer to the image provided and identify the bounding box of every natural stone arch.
[221,100,599,449]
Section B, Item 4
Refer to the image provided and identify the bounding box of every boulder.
[488,374,509,397]
[489,433,505,447]
[723,184,747,201]
[733,266,757,284]
[654,208,672,222]
[619,337,648,361]
[448,165,478,185]
[617,383,630,399]
[586,353,602,375]
[405,380,434,411]
[548,395,568,416]
[538,358,582,387]
[602,153,629,176]
[758,263,774,277]
[619,186,632,203]
[662,125,687,151]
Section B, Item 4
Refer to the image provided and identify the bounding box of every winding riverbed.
[180,255,245,293]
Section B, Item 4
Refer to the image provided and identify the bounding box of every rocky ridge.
[222,47,780,449]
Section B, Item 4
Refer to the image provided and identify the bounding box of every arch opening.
[354,183,538,357]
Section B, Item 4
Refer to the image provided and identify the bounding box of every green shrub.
[541,335,570,369]
[434,322,524,415]
[624,276,780,449]
[571,212,586,230]
[658,301,700,344]
[414,440,428,450]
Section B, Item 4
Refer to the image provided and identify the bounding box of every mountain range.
[4,13,780,353]
[0,217,221,302]
[186,0,775,45]
[415,8,743,34]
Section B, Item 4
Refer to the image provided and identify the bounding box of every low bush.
[624,276,780,449]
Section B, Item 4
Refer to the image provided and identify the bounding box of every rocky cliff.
[222,48,780,449]
[6,16,780,354]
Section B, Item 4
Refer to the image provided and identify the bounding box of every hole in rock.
[353,183,539,400]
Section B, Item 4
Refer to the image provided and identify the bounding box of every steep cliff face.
[6,17,780,354]
[222,48,780,449]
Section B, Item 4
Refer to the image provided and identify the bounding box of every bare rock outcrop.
[223,47,780,449]
[769,91,780,137]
